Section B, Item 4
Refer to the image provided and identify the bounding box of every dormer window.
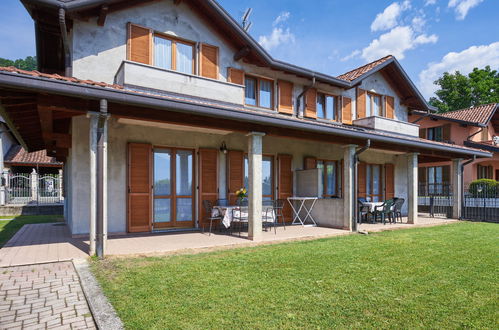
[153,34,194,75]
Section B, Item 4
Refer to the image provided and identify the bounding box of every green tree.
[0,56,37,71]
[429,66,499,113]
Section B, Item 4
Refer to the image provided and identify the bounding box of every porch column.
[0,131,4,206]
[247,132,265,241]
[407,153,418,224]
[452,158,463,219]
[343,145,357,231]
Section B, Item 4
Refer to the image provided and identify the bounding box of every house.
[410,103,499,187]
[0,0,490,254]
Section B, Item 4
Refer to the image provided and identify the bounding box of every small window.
[366,93,382,117]
[427,126,443,142]
[244,75,274,109]
[317,160,340,198]
[477,164,493,180]
[153,34,194,74]
[366,164,382,202]
[317,93,338,121]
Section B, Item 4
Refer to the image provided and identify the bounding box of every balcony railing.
[353,116,420,137]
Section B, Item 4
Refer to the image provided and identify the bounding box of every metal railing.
[418,183,453,218]
[462,185,499,223]
[5,171,63,205]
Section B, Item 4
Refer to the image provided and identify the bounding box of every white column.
[88,114,98,256]
[0,132,4,206]
[58,168,64,203]
[247,132,265,241]
[343,145,357,231]
[30,169,38,202]
[0,170,7,206]
[452,159,463,219]
[407,153,418,224]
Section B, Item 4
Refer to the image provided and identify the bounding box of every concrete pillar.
[88,114,98,256]
[102,115,108,254]
[58,168,64,203]
[30,169,38,202]
[247,132,265,241]
[0,170,7,206]
[407,153,418,224]
[342,145,357,231]
[452,159,463,219]
[0,131,4,206]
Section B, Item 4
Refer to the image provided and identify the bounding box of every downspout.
[296,76,316,118]
[460,156,475,220]
[58,8,72,77]
[353,139,371,232]
[96,99,107,258]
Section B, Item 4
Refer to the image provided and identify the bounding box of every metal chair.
[373,199,396,225]
[392,198,405,223]
[262,200,277,234]
[231,205,248,236]
[202,200,221,236]
[357,198,371,223]
[273,199,286,230]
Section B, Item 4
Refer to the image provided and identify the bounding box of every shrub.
[468,179,499,197]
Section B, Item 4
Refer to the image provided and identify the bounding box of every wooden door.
[127,143,152,233]
[385,163,395,199]
[199,149,218,228]
[227,150,244,205]
[278,154,293,223]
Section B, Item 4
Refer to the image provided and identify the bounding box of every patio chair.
[262,200,277,234]
[357,198,371,224]
[372,199,396,225]
[231,205,248,237]
[273,199,286,230]
[392,198,405,223]
[202,200,222,236]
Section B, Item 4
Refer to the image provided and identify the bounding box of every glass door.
[244,155,274,201]
[153,148,194,229]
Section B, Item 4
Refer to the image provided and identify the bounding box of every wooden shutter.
[358,162,367,198]
[278,80,294,114]
[357,88,366,119]
[278,154,293,223]
[385,95,395,119]
[304,88,317,119]
[442,124,451,143]
[127,23,152,65]
[227,68,244,85]
[200,44,219,79]
[442,165,450,184]
[227,150,244,205]
[127,143,152,233]
[419,128,427,139]
[342,96,352,124]
[198,149,218,228]
[340,159,344,198]
[304,157,317,170]
[385,163,395,199]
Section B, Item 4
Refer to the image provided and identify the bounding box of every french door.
[153,148,194,229]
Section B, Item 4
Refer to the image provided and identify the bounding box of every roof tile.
[337,55,393,81]
[437,103,498,126]
[4,145,62,166]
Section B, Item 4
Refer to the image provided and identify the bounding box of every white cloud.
[371,1,412,32]
[448,0,484,20]
[273,11,290,26]
[425,0,437,5]
[411,16,426,32]
[258,28,295,51]
[418,42,499,98]
[361,26,438,62]
[340,50,361,62]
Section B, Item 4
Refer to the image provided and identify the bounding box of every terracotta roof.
[437,103,498,126]
[4,145,62,166]
[337,55,393,81]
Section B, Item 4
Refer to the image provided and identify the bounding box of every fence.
[462,184,499,223]
[4,170,63,205]
[418,183,453,218]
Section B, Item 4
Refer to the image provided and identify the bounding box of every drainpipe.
[296,76,316,118]
[460,156,475,220]
[353,139,371,232]
[96,99,107,258]
[58,8,72,77]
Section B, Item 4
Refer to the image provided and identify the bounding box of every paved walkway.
[0,261,96,329]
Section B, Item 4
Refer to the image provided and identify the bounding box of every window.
[477,164,493,180]
[427,126,443,142]
[244,76,274,109]
[244,155,274,201]
[366,92,382,117]
[153,34,194,74]
[366,164,382,202]
[317,93,339,121]
[317,160,340,197]
[422,165,450,195]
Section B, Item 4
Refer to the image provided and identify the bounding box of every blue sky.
[1,0,498,99]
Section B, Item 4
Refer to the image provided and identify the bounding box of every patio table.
[213,205,275,228]
[287,197,318,226]
[362,201,384,213]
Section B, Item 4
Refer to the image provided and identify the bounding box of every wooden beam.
[234,46,251,61]
[37,104,53,151]
[42,132,72,149]
[97,5,108,26]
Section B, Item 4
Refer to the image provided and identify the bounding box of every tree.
[0,56,37,71]
[429,66,499,113]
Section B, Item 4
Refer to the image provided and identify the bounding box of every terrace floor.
[0,216,458,267]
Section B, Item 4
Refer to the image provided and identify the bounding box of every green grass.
[0,215,62,247]
[91,222,498,329]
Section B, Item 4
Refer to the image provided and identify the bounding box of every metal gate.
[462,185,499,222]
[418,183,453,218]
[6,172,63,205]
[6,174,31,205]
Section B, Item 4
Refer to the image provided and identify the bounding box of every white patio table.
[287,197,318,226]
[362,201,384,213]
[213,205,275,228]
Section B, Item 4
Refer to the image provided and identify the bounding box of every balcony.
[353,116,420,137]
[115,61,245,105]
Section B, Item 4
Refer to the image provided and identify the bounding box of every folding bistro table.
[287,197,318,226]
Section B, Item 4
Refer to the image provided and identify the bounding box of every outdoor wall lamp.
[220,141,228,154]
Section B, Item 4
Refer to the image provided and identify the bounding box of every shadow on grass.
[0,215,63,248]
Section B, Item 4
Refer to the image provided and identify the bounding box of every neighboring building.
[0,0,490,248]
[410,103,499,186]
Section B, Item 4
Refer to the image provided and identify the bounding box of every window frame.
[366,92,383,117]
[243,154,275,201]
[244,74,275,110]
[427,126,443,142]
[366,164,382,202]
[153,32,195,74]
[317,159,341,198]
[316,92,339,122]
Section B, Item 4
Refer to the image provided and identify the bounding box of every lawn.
[91,222,498,329]
[0,215,62,247]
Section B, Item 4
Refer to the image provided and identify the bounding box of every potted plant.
[235,188,247,205]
